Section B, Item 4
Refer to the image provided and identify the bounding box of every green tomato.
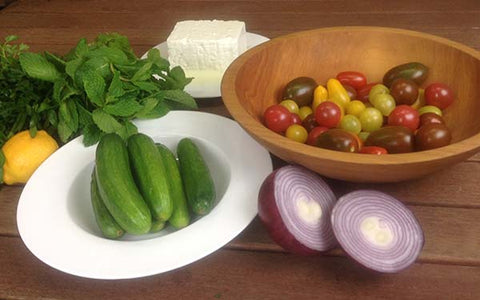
[368,84,389,104]
[339,114,362,134]
[359,107,384,132]
[279,99,300,114]
[371,93,396,116]
[358,131,370,142]
[418,105,443,117]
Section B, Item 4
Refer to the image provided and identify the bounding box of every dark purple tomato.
[282,77,318,107]
[383,62,429,87]
[301,114,318,132]
[389,78,419,105]
[343,84,357,100]
[291,113,302,125]
[306,126,328,146]
[365,126,415,153]
[424,83,455,109]
[359,146,388,155]
[336,71,367,89]
[415,123,452,151]
[316,129,360,153]
[419,112,445,127]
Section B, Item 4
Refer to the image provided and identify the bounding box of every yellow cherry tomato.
[279,99,300,114]
[345,100,366,117]
[285,124,308,143]
[312,85,328,110]
[411,88,426,110]
[327,78,350,108]
[298,106,313,120]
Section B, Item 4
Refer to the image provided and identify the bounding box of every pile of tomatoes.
[263,62,454,154]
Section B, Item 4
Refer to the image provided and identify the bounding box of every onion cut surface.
[258,165,337,255]
[331,190,424,273]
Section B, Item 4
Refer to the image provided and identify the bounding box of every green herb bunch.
[10,32,197,147]
[0,35,55,146]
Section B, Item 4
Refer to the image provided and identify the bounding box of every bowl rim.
[221,26,480,166]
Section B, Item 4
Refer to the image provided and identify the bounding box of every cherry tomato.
[415,123,452,151]
[365,126,414,153]
[359,107,383,132]
[356,82,378,103]
[285,124,308,143]
[424,83,455,109]
[316,128,360,153]
[343,84,357,100]
[419,112,445,127]
[418,105,442,117]
[389,78,419,105]
[387,105,420,131]
[359,146,388,155]
[282,77,318,107]
[306,126,328,145]
[368,84,390,103]
[263,104,293,133]
[298,106,313,120]
[411,88,426,110]
[370,93,396,116]
[279,99,300,114]
[291,113,302,125]
[345,100,366,117]
[336,71,367,89]
[302,114,318,132]
[339,114,362,134]
[313,85,328,105]
[315,101,342,128]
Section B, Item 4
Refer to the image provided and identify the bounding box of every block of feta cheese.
[166,20,247,74]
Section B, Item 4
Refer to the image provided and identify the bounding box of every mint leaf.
[82,123,102,146]
[74,38,89,58]
[65,58,83,80]
[134,97,159,118]
[86,47,129,65]
[103,98,142,117]
[19,52,62,82]
[162,90,197,110]
[115,121,138,140]
[92,109,122,133]
[138,101,170,119]
[147,48,169,70]
[59,99,79,133]
[168,66,193,89]
[76,102,93,126]
[132,80,159,92]
[44,51,66,72]
[131,62,153,82]
[83,71,106,107]
[57,119,74,143]
[108,70,124,98]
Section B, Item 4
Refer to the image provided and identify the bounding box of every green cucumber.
[177,138,216,215]
[127,133,173,222]
[90,168,125,239]
[157,143,190,229]
[95,133,151,235]
[150,219,166,233]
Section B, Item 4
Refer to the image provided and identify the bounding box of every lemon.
[2,130,59,185]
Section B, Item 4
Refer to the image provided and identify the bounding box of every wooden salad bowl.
[221,26,480,182]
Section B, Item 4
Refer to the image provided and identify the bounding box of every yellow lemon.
[2,130,59,185]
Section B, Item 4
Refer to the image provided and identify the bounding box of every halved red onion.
[258,165,337,255]
[331,190,424,273]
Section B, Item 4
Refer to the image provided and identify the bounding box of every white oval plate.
[143,32,270,98]
[17,111,272,280]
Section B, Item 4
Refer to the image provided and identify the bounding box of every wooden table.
[1,0,480,298]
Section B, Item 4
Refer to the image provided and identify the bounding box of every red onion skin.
[257,169,320,256]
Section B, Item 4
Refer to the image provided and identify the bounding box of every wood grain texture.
[1,0,480,299]
[1,237,480,299]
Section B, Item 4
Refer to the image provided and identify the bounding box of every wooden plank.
[229,204,480,267]
[0,237,479,299]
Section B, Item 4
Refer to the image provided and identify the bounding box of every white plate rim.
[142,32,270,98]
[16,111,272,279]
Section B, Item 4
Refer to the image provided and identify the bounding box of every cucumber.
[90,168,125,239]
[177,138,216,215]
[127,133,173,222]
[95,133,151,235]
[157,143,190,229]
[150,219,166,233]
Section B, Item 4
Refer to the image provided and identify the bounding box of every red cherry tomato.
[306,126,329,145]
[336,71,367,89]
[424,83,455,109]
[359,146,388,155]
[315,101,342,128]
[263,104,293,133]
[387,105,420,131]
[291,113,302,125]
[356,82,379,103]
